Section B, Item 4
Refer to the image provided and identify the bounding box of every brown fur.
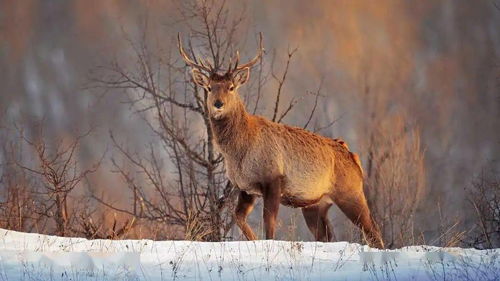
[186,57,384,249]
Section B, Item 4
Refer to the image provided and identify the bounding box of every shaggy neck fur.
[210,98,254,157]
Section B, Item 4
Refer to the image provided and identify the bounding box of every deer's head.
[178,34,263,120]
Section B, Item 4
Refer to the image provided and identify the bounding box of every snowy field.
[0,228,498,281]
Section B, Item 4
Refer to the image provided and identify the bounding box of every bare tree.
[355,81,426,249]
[0,135,42,232]
[16,126,101,237]
[89,0,327,241]
[466,169,500,249]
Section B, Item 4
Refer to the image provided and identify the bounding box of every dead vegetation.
[0,0,498,249]
[465,170,500,249]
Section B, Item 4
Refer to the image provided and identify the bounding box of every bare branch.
[271,47,297,122]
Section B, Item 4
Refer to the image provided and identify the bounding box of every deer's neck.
[210,101,254,155]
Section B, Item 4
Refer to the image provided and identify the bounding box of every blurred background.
[0,0,499,248]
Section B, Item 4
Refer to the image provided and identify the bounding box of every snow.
[0,228,498,280]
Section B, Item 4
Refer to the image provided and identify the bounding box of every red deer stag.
[178,33,384,248]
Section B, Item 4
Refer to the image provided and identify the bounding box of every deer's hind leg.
[334,187,384,249]
[302,200,334,242]
[235,191,257,240]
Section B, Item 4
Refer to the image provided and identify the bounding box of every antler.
[177,33,213,73]
[227,32,264,74]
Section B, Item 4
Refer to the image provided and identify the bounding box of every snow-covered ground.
[0,228,498,281]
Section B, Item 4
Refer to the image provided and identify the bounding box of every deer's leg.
[263,177,282,239]
[235,191,257,240]
[334,190,385,249]
[302,201,334,242]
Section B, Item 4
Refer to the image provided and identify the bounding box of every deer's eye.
[207,86,212,92]
[229,85,234,91]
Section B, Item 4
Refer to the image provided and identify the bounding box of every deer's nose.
[214,100,224,109]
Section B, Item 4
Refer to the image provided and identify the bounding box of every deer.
[178,33,384,249]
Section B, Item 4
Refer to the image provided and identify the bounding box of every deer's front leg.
[235,191,257,240]
[263,176,283,239]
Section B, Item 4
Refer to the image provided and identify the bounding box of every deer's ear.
[234,67,250,87]
[191,69,209,88]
